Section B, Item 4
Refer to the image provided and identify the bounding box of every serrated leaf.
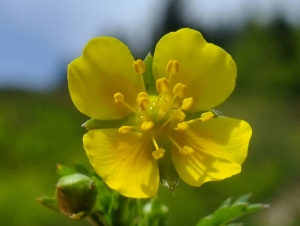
[143,53,158,96]
[82,113,135,130]
[196,195,268,226]
[56,164,76,177]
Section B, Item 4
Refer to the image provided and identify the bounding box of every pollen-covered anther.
[201,111,215,122]
[118,126,133,134]
[173,83,187,98]
[136,92,149,102]
[156,78,170,93]
[169,136,194,155]
[114,92,124,104]
[179,146,194,155]
[177,122,189,131]
[133,59,146,75]
[138,97,150,111]
[166,60,179,75]
[152,148,165,160]
[141,121,154,131]
[113,92,139,114]
[182,98,193,111]
[171,110,186,122]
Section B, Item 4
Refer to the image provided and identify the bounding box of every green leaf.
[56,164,77,177]
[143,53,158,96]
[82,113,136,130]
[157,138,179,192]
[196,195,268,226]
[142,197,169,226]
[37,196,59,211]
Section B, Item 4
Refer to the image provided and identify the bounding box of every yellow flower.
[68,28,252,198]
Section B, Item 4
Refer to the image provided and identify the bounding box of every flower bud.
[55,173,98,220]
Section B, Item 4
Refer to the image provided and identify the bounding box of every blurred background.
[1,0,300,225]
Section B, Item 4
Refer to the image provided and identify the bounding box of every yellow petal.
[68,37,143,120]
[83,129,159,198]
[171,118,252,186]
[153,28,236,111]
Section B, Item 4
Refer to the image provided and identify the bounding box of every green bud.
[55,173,98,220]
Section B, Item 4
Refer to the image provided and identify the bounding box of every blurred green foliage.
[1,19,300,226]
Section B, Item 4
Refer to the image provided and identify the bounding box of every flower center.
[114,59,214,159]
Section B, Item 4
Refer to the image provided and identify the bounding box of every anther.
[151,137,165,159]
[138,97,150,111]
[169,136,194,155]
[201,111,214,122]
[171,110,186,122]
[166,60,179,75]
[114,92,124,103]
[177,122,189,131]
[152,148,165,160]
[118,126,133,134]
[173,83,187,98]
[179,146,194,155]
[141,121,154,131]
[133,59,146,75]
[156,78,170,94]
[182,97,193,111]
[113,92,139,114]
[136,92,148,102]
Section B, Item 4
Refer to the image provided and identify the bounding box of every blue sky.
[0,0,299,91]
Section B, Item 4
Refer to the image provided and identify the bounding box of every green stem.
[86,211,108,226]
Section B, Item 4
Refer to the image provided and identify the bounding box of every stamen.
[141,121,154,131]
[169,136,194,155]
[114,92,124,103]
[180,146,194,155]
[156,78,170,94]
[173,83,187,98]
[201,111,215,122]
[133,59,146,91]
[152,148,165,160]
[114,92,139,114]
[185,111,215,124]
[138,97,150,111]
[182,98,193,111]
[118,126,133,134]
[136,92,148,102]
[176,122,189,131]
[159,118,172,130]
[171,110,186,122]
[133,59,146,75]
[151,137,165,159]
[166,60,179,83]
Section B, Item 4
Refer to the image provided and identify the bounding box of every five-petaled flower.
[68,28,252,198]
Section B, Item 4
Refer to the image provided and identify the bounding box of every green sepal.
[143,53,158,96]
[74,161,89,175]
[56,164,77,177]
[157,138,179,192]
[82,113,136,130]
[37,196,59,211]
[196,194,269,226]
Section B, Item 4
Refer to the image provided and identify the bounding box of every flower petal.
[171,118,252,186]
[83,129,159,198]
[68,37,143,120]
[153,28,236,111]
